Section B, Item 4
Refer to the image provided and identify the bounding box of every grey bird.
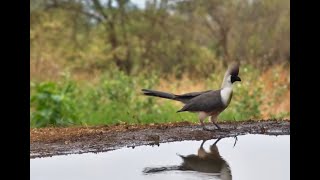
[143,138,232,180]
[141,63,241,131]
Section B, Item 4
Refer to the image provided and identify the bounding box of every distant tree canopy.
[30,0,290,78]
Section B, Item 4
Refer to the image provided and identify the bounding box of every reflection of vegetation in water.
[143,138,233,180]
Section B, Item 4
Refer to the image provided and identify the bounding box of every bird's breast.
[220,88,233,106]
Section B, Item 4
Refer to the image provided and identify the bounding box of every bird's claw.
[203,127,215,132]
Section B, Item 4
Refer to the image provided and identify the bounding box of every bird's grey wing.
[175,90,212,104]
[177,90,224,112]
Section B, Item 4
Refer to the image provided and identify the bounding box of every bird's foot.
[212,123,230,132]
[203,126,215,132]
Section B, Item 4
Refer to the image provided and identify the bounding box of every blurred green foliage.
[31,0,289,79]
[30,79,81,127]
[30,0,290,127]
[30,65,289,127]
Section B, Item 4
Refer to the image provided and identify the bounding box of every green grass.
[30,69,196,127]
[30,78,197,127]
[30,66,289,128]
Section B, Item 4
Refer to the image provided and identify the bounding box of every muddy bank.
[30,120,290,159]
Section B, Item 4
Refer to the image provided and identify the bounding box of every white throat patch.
[220,87,233,106]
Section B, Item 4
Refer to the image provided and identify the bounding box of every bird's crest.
[228,62,240,76]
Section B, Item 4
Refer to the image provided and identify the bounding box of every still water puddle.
[30,134,289,180]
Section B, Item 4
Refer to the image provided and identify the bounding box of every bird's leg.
[213,137,222,145]
[200,140,207,148]
[213,122,222,130]
[210,116,220,129]
[199,112,213,131]
[210,116,228,132]
[198,140,207,158]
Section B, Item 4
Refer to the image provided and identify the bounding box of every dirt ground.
[30,120,290,159]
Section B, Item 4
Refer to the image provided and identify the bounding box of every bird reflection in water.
[143,137,235,180]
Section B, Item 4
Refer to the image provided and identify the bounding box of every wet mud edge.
[30,120,290,159]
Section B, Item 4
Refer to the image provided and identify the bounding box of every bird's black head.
[228,62,241,83]
[231,75,241,83]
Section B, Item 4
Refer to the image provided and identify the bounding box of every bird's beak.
[231,75,241,83]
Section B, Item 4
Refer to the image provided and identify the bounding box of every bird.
[177,138,232,179]
[143,138,232,180]
[141,62,241,131]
